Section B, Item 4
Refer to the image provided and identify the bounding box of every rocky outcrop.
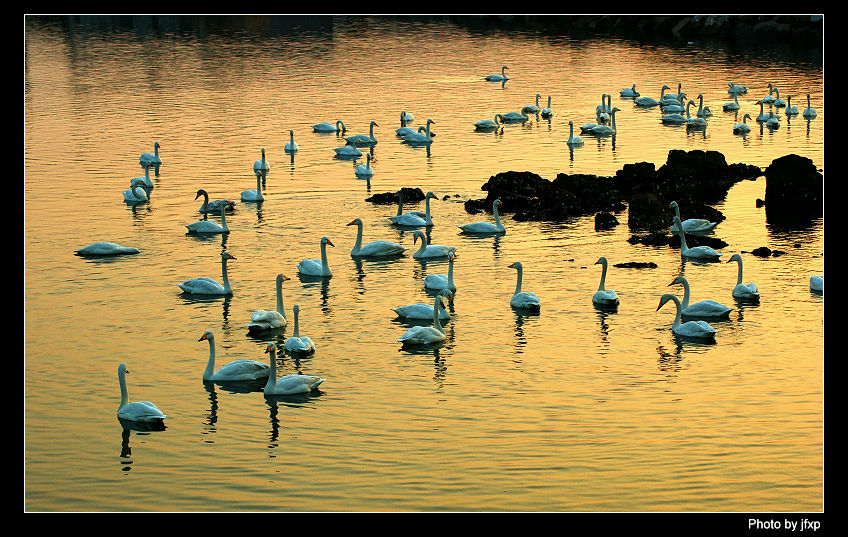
[762,154,823,227]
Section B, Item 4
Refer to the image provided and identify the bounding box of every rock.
[594,212,619,230]
[366,187,425,205]
[763,154,823,226]
[627,232,672,246]
[751,246,772,257]
[613,261,658,269]
[628,193,668,231]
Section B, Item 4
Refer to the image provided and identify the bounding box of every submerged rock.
[366,187,425,205]
[763,154,823,227]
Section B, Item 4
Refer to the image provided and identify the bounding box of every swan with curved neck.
[345,120,379,146]
[284,129,298,152]
[196,189,235,213]
[398,291,452,345]
[773,88,786,107]
[122,177,148,203]
[685,100,707,127]
[474,113,504,130]
[695,94,712,117]
[423,253,457,291]
[733,113,753,134]
[761,83,776,103]
[656,294,717,339]
[727,253,759,300]
[354,154,374,176]
[620,83,639,97]
[199,331,270,381]
[134,162,154,188]
[253,147,269,172]
[803,93,817,118]
[312,120,346,133]
[264,342,323,395]
[241,170,264,201]
[509,261,540,309]
[334,139,364,157]
[567,120,584,146]
[723,93,741,111]
[459,198,505,233]
[186,201,229,234]
[393,288,452,320]
[75,242,139,256]
[500,110,530,123]
[673,216,722,261]
[766,111,781,129]
[297,236,334,277]
[541,96,553,118]
[402,119,435,143]
[591,108,619,135]
[485,65,509,81]
[635,85,669,107]
[668,275,732,318]
[784,95,799,115]
[669,201,716,234]
[139,141,161,166]
[412,229,457,259]
[178,251,236,295]
[522,93,542,115]
[663,83,684,103]
[347,218,406,257]
[248,274,289,332]
[390,191,435,226]
[117,363,167,422]
[592,257,620,306]
[283,304,316,354]
[756,100,769,122]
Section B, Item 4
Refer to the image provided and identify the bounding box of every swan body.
[685,100,707,127]
[673,216,722,261]
[660,111,686,124]
[248,274,289,332]
[635,85,669,107]
[264,343,323,395]
[393,289,452,320]
[284,130,298,152]
[333,142,363,157]
[668,275,732,318]
[401,110,414,122]
[459,198,505,233]
[199,331,270,381]
[773,88,786,107]
[567,120,584,146]
[695,94,712,117]
[122,178,148,203]
[485,65,509,81]
[509,261,540,310]
[810,275,823,293]
[178,251,236,295]
[727,253,759,300]
[474,113,504,130]
[347,218,406,257]
[597,94,612,123]
[412,230,457,259]
[733,113,753,134]
[803,93,817,118]
[398,291,452,345]
[345,120,379,145]
[660,93,686,113]
[727,82,748,94]
[423,253,457,292]
[138,141,161,166]
[195,189,235,213]
[669,201,717,234]
[591,108,619,135]
[761,83,776,104]
[500,111,530,123]
[75,242,139,256]
[592,257,620,306]
[117,363,167,422]
[540,96,553,118]
[656,294,717,339]
[186,202,229,234]
[620,84,640,97]
[522,93,542,114]
[390,191,435,227]
[663,83,684,103]
[354,153,374,176]
[723,93,741,111]
[402,118,435,143]
[241,170,265,201]
[253,147,269,172]
[297,236,334,277]
[134,162,154,188]
[312,120,346,133]
[784,95,799,115]
[283,304,316,354]
[766,111,781,129]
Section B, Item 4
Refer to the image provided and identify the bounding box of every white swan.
[297,236,334,277]
[390,190,435,227]
[412,230,457,259]
[402,118,435,143]
[592,257,620,306]
[423,253,457,292]
[591,108,619,135]
[685,100,707,127]
[199,331,270,381]
[264,342,324,395]
[459,198,505,233]
[75,242,139,256]
[354,154,374,176]
[138,141,161,166]
[761,83,776,104]
[312,120,346,133]
[567,120,584,146]
[283,304,316,354]
[541,96,554,118]
[122,178,148,203]
[723,93,741,111]
[597,94,612,123]
[333,140,363,157]
[247,273,289,332]
[803,93,817,118]
[635,85,669,107]
[485,65,509,81]
[178,251,236,295]
[668,275,732,318]
[117,363,167,422]
[669,201,717,234]
[509,261,540,310]
[660,107,686,124]
[733,113,753,134]
[253,147,269,172]
[695,94,712,117]
[195,189,235,213]
[663,83,684,103]
[727,82,748,94]
[784,95,799,115]
[596,93,611,115]
[660,93,686,114]
[347,218,406,257]
[727,253,760,300]
[620,84,640,97]
[345,120,379,145]
[810,275,823,294]
[393,288,452,320]
[522,93,542,115]
[241,170,264,201]
[474,113,504,130]
[656,294,717,339]
[500,111,530,123]
[186,201,229,234]
[401,110,414,122]
[756,100,769,122]
[284,129,298,152]
[766,111,781,129]
[134,162,154,188]
[398,291,452,345]
[773,88,786,107]
[673,216,722,261]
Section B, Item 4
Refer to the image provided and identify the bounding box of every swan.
[264,342,324,395]
[685,100,707,127]
[766,111,781,129]
[393,288,452,320]
[673,216,722,261]
[390,190,435,227]
[723,93,741,111]
[241,170,264,201]
[312,120,346,133]
[398,291,452,346]
[75,242,139,256]
[354,154,374,176]
[186,201,230,234]
[660,107,686,124]
[596,93,611,115]
[134,162,154,188]
[727,253,760,300]
[333,140,363,157]
[297,236,334,277]
[597,94,612,123]
[803,93,817,118]
[663,83,684,103]
[117,363,167,422]
[253,147,269,172]
[247,273,289,332]
[695,94,712,118]
[347,218,406,257]
[401,110,414,122]
[412,229,457,259]
[122,178,149,203]
[195,189,235,214]
[761,83,776,104]
[178,251,236,295]
[423,253,457,292]
[402,118,435,143]
[485,65,509,81]
[667,275,732,318]
[810,275,823,294]
[620,84,640,97]
[784,95,799,115]
[669,201,717,234]
[199,331,270,381]
[660,93,686,114]
[345,120,379,146]
[733,113,753,134]
[284,129,298,152]
[500,111,530,123]
[755,100,769,122]
[635,85,669,107]
[283,304,316,354]
[773,88,786,107]
[509,261,540,310]
[138,141,161,166]
[521,93,542,114]
[727,82,748,94]
[656,294,717,339]
[567,120,584,146]
[474,113,504,130]
[459,198,505,233]
[591,108,619,135]
[592,257,620,306]
[540,96,553,118]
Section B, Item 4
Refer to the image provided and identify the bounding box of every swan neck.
[670,296,682,328]
[598,261,608,291]
[677,225,689,252]
[203,338,216,379]
[514,266,523,295]
[447,257,455,285]
[424,196,432,224]
[416,233,428,254]
[433,294,445,333]
[118,369,128,409]
[352,222,363,254]
[320,241,329,271]
[292,309,300,337]
[276,278,285,316]
[492,201,502,227]
[221,256,232,293]
[680,279,691,308]
[736,259,744,285]
[265,348,277,392]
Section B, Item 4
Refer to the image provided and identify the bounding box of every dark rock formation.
[594,212,619,230]
[613,261,658,269]
[763,154,823,227]
[365,187,425,205]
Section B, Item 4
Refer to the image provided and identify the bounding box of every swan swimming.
[402,118,435,144]
[117,363,167,423]
[784,95,799,115]
[247,273,290,332]
[522,93,542,115]
[673,216,722,261]
[509,261,541,310]
[241,170,265,201]
[635,85,669,107]
[656,294,717,339]
[500,111,530,123]
[727,82,748,94]
[138,141,161,166]
[283,304,316,355]
[620,83,640,97]
[568,120,584,146]
[485,65,509,81]
[773,88,786,107]
[122,177,149,203]
[390,190,435,227]
[756,100,769,122]
[334,140,364,157]
[761,83,776,104]
[264,342,324,395]
[810,275,823,294]
[591,107,619,136]
[685,100,707,128]
[733,113,753,134]
[398,291,452,346]
[178,251,236,295]
[186,201,230,234]
[312,120,346,133]
[695,94,712,118]
[75,242,139,256]
[347,218,406,257]
[423,253,457,292]
[401,110,414,122]
[669,201,717,234]
[412,229,457,259]
[668,275,732,318]
[297,236,334,277]
[354,154,374,176]
[459,198,505,234]
[766,111,781,129]
[284,129,298,152]
[393,288,452,320]
[134,162,154,188]
[540,96,554,118]
[723,93,741,111]
[474,113,504,130]
[727,253,760,300]
[195,189,235,214]
[803,93,817,118]
[345,120,379,146]
[253,147,269,172]
[592,257,620,307]
[199,330,270,381]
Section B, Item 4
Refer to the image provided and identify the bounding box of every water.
[24,15,823,512]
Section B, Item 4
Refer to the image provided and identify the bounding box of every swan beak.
[283,275,290,281]
[508,263,515,268]
[656,302,663,311]
[265,345,272,353]
[667,281,676,287]
[346,220,356,226]
[198,332,209,341]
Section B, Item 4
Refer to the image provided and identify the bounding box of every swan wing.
[119,401,166,422]
[213,360,271,381]
[356,241,406,257]
[511,292,540,309]
[270,374,325,395]
[682,300,732,317]
[178,278,225,294]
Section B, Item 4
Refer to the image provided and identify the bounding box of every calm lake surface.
[24,15,824,512]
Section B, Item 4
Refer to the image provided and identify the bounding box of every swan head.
[222,251,236,261]
[668,275,687,287]
[727,253,743,264]
[370,121,379,127]
[412,230,425,244]
[265,342,275,354]
[194,189,209,200]
[118,363,129,376]
[594,257,608,266]
[321,236,335,248]
[656,293,678,312]
[153,141,160,149]
[260,147,265,154]
[425,191,436,200]
[426,119,435,126]
[508,261,522,270]
[493,198,502,208]
[669,201,679,210]
[438,288,454,305]
[275,273,290,284]
[198,330,214,342]
[292,304,300,315]
[346,218,363,227]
